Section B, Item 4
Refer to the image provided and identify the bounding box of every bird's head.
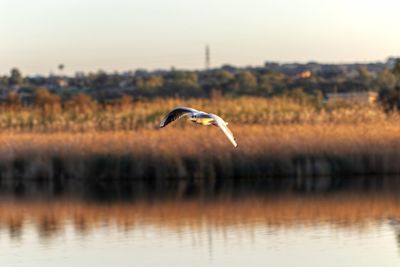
[189,114,197,121]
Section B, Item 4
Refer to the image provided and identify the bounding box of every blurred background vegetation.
[1,58,400,104]
[1,58,400,131]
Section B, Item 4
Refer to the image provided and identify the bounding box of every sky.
[1,0,400,75]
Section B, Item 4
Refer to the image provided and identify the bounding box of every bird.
[160,107,238,147]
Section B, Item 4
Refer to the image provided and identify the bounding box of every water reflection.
[1,176,400,266]
[2,175,400,201]
[1,195,399,240]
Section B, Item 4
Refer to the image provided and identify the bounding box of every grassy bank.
[1,123,400,180]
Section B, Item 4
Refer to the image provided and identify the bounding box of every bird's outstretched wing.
[211,114,237,147]
[160,107,198,128]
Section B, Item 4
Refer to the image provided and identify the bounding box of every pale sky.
[1,0,400,75]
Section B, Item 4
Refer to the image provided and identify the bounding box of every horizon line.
[2,56,398,77]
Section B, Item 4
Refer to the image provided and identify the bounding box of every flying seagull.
[160,107,238,147]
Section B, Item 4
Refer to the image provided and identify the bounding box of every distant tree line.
[0,58,400,111]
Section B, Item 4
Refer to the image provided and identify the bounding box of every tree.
[393,59,400,78]
[358,66,372,84]
[143,75,164,90]
[379,85,400,112]
[201,69,234,96]
[237,71,257,94]
[378,59,400,112]
[258,74,274,95]
[378,69,397,90]
[258,72,286,95]
[93,71,109,89]
[9,68,23,86]
[163,71,203,97]
[58,64,65,76]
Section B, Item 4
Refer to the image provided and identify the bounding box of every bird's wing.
[160,107,199,128]
[211,114,237,147]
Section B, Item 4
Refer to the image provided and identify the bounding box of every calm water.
[1,177,400,266]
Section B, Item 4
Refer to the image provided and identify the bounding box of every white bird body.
[189,112,216,125]
[160,107,237,147]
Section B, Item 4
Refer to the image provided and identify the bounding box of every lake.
[1,176,400,266]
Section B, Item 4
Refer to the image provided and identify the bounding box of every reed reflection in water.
[1,177,400,266]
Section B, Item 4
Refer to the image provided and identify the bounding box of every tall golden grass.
[0,97,397,178]
[0,97,393,131]
[1,123,400,179]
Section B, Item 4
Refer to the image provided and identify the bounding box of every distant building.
[288,70,313,79]
[300,70,312,78]
[46,76,68,90]
[326,91,378,105]
[55,78,68,88]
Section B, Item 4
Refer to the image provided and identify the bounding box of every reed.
[0,97,393,132]
[0,97,397,179]
[0,123,400,180]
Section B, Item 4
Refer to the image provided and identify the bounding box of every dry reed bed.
[0,97,393,131]
[1,194,399,238]
[0,123,400,179]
